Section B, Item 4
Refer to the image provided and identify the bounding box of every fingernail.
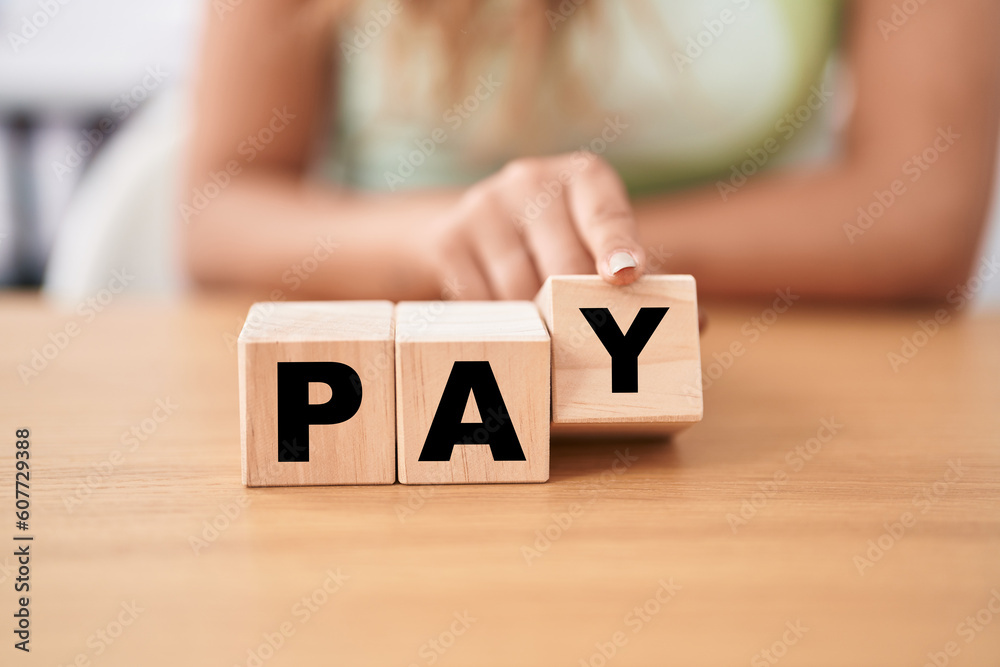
[608,251,637,275]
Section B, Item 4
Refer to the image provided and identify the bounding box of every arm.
[181,0,459,300]
[181,1,646,301]
[636,0,1000,300]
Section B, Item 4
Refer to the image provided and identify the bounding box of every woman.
[181,0,1000,301]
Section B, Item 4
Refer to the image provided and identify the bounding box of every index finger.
[564,153,646,285]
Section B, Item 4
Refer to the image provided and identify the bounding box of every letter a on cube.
[535,276,702,433]
[395,302,550,484]
[239,301,396,486]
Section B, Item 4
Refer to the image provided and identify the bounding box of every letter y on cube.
[535,275,702,434]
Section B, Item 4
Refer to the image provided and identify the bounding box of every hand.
[424,153,646,300]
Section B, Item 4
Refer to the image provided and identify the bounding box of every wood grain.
[394,301,550,484]
[535,275,702,428]
[239,301,396,486]
[2,293,999,666]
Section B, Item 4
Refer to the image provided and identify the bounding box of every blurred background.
[1,0,999,304]
[0,0,197,293]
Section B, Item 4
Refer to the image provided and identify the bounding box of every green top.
[325,0,842,195]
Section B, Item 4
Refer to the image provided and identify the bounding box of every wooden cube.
[535,275,702,433]
[395,301,550,484]
[239,301,396,486]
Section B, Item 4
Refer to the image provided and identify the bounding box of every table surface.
[2,293,998,667]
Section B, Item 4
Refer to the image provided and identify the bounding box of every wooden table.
[2,293,998,666]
